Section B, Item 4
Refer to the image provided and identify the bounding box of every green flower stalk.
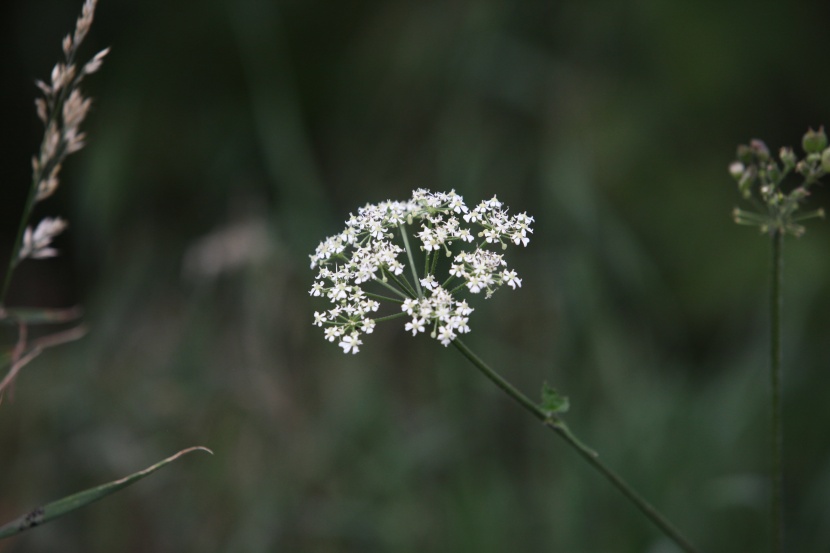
[310,189,702,553]
[729,128,827,553]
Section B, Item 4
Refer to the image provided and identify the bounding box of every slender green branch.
[431,246,441,274]
[399,225,422,297]
[792,208,825,223]
[0,173,42,305]
[451,338,703,553]
[372,274,409,300]
[383,268,418,299]
[365,291,404,304]
[449,282,468,295]
[769,230,783,553]
[373,312,407,323]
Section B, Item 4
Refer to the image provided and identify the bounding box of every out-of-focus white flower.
[18,217,68,261]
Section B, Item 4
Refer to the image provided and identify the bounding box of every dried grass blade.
[0,447,213,539]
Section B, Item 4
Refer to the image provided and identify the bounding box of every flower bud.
[765,162,781,183]
[738,165,756,198]
[736,144,753,164]
[822,147,830,173]
[779,147,796,169]
[789,187,809,202]
[728,161,745,181]
[802,126,827,154]
[750,139,770,161]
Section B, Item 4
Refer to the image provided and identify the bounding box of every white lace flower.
[502,269,522,289]
[309,189,533,353]
[405,317,426,336]
[338,332,362,354]
[436,325,456,346]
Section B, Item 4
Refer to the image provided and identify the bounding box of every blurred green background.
[2,0,830,551]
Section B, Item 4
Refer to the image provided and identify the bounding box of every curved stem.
[451,338,703,553]
[769,230,783,553]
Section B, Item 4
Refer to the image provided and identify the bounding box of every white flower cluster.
[309,189,533,353]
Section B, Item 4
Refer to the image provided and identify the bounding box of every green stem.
[373,312,407,323]
[451,338,703,553]
[399,225,422,297]
[384,269,418,300]
[373,274,409,300]
[431,246,441,274]
[0,171,41,305]
[770,230,783,553]
[365,291,404,304]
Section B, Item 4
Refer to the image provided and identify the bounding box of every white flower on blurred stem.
[18,217,68,261]
[338,332,362,354]
[309,189,533,353]
[405,317,426,336]
[502,269,522,289]
[437,325,456,346]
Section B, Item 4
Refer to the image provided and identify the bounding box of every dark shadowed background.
[2,1,830,551]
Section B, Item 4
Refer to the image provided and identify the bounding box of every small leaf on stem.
[540,382,569,416]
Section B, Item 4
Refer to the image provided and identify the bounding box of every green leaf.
[0,446,212,539]
[540,382,569,416]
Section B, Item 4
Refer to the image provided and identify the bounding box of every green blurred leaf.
[540,382,569,417]
[0,306,83,325]
[0,446,212,539]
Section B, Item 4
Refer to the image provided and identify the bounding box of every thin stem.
[0,172,41,305]
[373,312,407,323]
[365,291,404,304]
[384,269,418,299]
[373,274,409,300]
[451,338,703,553]
[399,225,422,297]
[769,230,783,553]
[792,208,825,223]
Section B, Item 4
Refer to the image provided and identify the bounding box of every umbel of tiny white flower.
[309,189,533,353]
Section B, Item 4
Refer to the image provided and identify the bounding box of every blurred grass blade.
[0,306,83,325]
[0,326,87,396]
[0,446,212,539]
